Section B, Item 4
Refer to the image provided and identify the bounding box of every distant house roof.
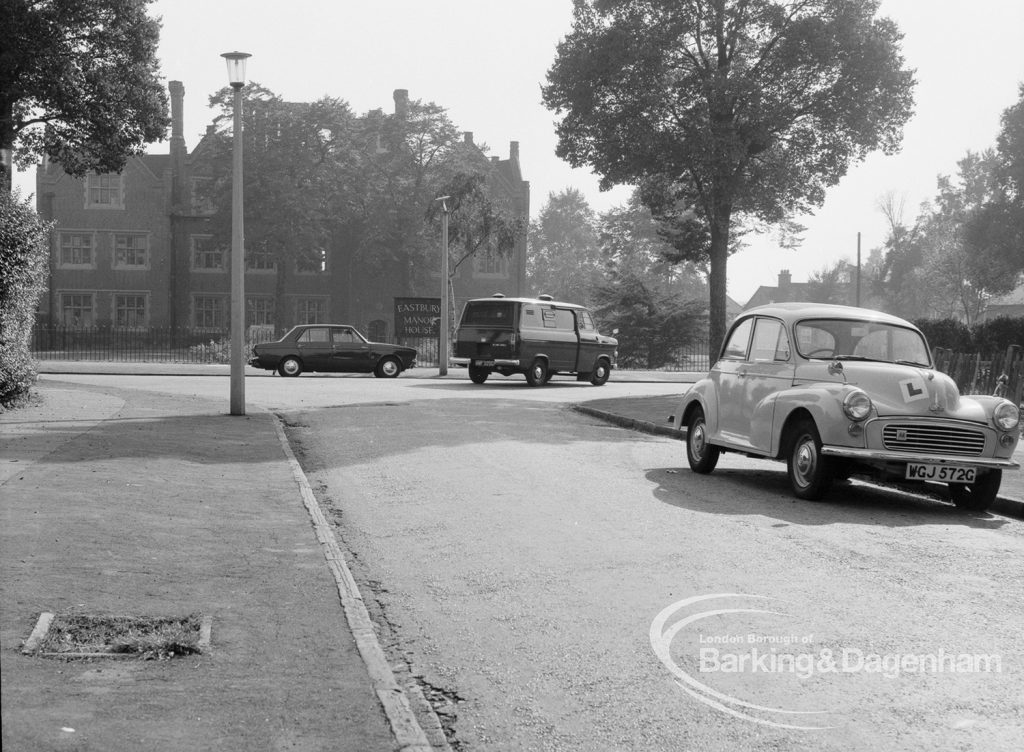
[742,269,810,310]
[983,281,1024,320]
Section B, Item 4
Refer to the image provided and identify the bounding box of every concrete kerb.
[572,404,1024,520]
[270,414,447,752]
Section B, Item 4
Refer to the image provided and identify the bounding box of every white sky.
[12,0,1024,304]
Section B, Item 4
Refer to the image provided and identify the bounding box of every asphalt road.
[35,372,1024,751]
[283,389,1024,751]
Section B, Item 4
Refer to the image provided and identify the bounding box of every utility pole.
[856,232,861,307]
[436,196,450,376]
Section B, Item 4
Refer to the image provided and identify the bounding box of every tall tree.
[0,0,169,190]
[526,188,603,304]
[543,0,915,354]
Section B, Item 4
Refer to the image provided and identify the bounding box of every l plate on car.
[905,463,976,483]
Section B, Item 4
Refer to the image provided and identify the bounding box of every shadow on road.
[646,466,1010,530]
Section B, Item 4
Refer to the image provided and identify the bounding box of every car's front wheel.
[686,408,719,474]
[590,360,610,386]
[948,470,1001,512]
[374,356,402,378]
[787,419,832,500]
[278,356,302,377]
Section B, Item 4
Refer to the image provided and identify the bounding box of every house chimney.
[509,140,520,164]
[169,81,185,156]
[778,269,792,288]
[393,88,409,119]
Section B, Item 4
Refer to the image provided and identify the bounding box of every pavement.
[1,364,1022,751]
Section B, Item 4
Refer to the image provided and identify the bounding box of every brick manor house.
[33,83,530,341]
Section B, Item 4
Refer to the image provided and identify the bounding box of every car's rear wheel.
[374,356,401,378]
[787,419,832,500]
[525,358,548,387]
[948,470,1001,512]
[469,364,489,384]
[686,408,719,474]
[590,360,610,386]
[278,356,302,377]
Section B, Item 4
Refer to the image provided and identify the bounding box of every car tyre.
[787,419,833,500]
[590,360,610,386]
[278,356,302,377]
[948,470,1001,513]
[525,358,548,387]
[686,408,720,474]
[469,364,489,384]
[374,356,402,378]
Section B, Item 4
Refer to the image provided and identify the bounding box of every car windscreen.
[460,301,515,326]
[794,319,931,366]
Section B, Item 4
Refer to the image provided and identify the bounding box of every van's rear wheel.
[525,358,548,387]
[469,364,489,384]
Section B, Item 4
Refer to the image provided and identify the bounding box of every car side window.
[332,329,356,343]
[577,310,596,332]
[721,318,754,360]
[299,327,330,343]
[750,318,791,362]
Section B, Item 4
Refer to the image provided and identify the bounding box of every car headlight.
[842,389,873,421]
[994,401,1020,431]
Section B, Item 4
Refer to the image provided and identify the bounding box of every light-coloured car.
[671,303,1021,511]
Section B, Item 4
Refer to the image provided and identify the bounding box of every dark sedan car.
[248,324,417,378]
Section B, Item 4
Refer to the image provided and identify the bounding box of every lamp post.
[436,196,451,376]
[222,51,251,415]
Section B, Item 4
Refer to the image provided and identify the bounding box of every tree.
[526,188,603,304]
[963,84,1024,294]
[0,0,169,190]
[543,0,915,354]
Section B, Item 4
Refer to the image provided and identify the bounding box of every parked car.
[452,294,618,386]
[248,324,417,378]
[670,303,1021,511]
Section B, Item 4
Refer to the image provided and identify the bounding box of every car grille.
[881,424,986,456]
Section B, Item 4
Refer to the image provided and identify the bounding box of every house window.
[113,233,149,268]
[114,294,148,328]
[247,246,276,272]
[59,232,95,267]
[191,236,224,271]
[193,295,227,329]
[295,248,326,274]
[86,173,124,208]
[246,296,275,327]
[61,293,95,327]
[190,177,215,214]
[474,253,509,277]
[296,298,327,324]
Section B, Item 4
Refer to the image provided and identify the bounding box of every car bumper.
[450,357,520,367]
[821,446,1020,470]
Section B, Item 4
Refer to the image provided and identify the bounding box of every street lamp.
[436,196,451,376]
[222,51,251,415]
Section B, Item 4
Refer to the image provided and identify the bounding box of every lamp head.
[221,51,252,88]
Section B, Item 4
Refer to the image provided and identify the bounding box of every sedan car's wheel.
[590,360,610,386]
[787,419,832,500]
[374,356,402,378]
[686,408,720,474]
[948,470,1001,513]
[468,364,489,384]
[525,358,548,387]
[278,356,302,377]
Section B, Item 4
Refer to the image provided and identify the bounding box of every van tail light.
[509,333,516,348]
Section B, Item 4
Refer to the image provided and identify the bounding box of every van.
[452,294,618,386]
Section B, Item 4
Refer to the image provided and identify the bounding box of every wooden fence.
[932,345,1023,404]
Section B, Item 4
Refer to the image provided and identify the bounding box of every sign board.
[394,297,441,337]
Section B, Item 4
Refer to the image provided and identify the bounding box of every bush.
[915,316,1024,353]
[1,190,51,408]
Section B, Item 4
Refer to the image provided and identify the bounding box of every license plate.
[905,463,976,483]
[474,360,495,366]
